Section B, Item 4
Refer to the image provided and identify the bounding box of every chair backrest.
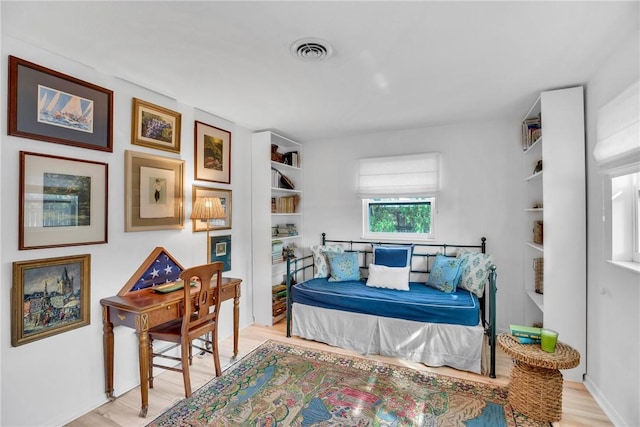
[179,262,224,339]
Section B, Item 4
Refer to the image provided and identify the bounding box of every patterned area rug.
[147,340,548,426]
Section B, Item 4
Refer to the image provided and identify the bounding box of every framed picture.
[125,150,184,232]
[210,235,231,271]
[12,254,91,346]
[8,56,113,152]
[192,185,232,232]
[194,121,231,184]
[131,98,181,153]
[19,151,108,250]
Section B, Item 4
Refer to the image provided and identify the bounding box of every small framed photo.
[8,56,114,152]
[19,151,108,250]
[194,120,231,184]
[12,254,91,346]
[210,235,231,271]
[131,98,181,154]
[192,185,232,232]
[125,150,184,232]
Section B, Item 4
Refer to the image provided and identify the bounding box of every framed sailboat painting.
[8,56,114,152]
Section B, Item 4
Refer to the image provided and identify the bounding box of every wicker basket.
[533,257,544,294]
[533,221,543,244]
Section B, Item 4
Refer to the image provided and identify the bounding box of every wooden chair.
[147,262,224,397]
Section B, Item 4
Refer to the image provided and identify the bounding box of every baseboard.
[583,374,626,426]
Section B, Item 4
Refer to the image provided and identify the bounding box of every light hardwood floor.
[67,321,612,427]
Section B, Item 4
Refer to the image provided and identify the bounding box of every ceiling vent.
[290,38,334,61]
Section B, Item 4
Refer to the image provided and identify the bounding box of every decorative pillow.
[372,245,414,267]
[325,251,361,282]
[426,254,462,293]
[310,245,344,278]
[456,249,494,297]
[366,264,410,291]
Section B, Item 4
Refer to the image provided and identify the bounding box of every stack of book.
[510,324,542,344]
[522,116,542,150]
[272,240,284,264]
[271,195,300,213]
[273,223,298,237]
[272,283,287,317]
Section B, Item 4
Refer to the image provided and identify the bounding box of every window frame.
[361,196,437,241]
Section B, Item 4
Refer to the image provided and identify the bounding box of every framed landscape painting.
[12,254,91,346]
[19,151,108,250]
[125,150,184,231]
[8,56,113,152]
[192,185,232,232]
[131,98,181,153]
[194,121,231,184]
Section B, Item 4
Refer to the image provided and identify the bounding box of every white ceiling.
[2,1,638,142]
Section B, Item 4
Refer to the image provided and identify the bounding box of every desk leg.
[136,314,150,418]
[102,306,116,401]
[232,293,239,359]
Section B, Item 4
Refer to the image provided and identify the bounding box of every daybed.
[285,234,497,377]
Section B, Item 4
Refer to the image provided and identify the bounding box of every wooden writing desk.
[100,276,242,417]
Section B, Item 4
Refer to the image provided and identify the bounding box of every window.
[594,80,640,271]
[357,153,440,240]
[362,197,436,240]
[611,171,640,264]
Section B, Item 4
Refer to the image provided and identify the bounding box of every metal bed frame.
[285,233,498,378]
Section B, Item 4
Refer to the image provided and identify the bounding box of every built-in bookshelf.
[520,87,586,382]
[251,131,303,325]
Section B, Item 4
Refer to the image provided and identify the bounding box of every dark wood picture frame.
[131,98,182,154]
[125,150,185,232]
[194,120,231,184]
[8,55,113,152]
[12,254,91,346]
[19,151,108,250]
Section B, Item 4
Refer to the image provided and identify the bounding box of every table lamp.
[191,197,226,263]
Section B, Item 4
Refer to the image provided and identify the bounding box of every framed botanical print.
[192,185,232,232]
[125,150,184,231]
[8,56,113,152]
[19,151,108,250]
[12,254,91,346]
[131,98,181,153]
[194,120,231,184]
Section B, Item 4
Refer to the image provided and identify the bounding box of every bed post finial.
[322,232,326,245]
[481,237,486,253]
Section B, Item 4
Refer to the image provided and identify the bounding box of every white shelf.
[524,171,543,182]
[272,235,300,242]
[527,290,544,312]
[271,161,300,171]
[525,241,544,252]
[272,187,302,194]
[272,212,302,216]
[525,208,543,212]
[524,136,542,153]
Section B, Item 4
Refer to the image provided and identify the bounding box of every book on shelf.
[521,116,542,150]
[272,240,284,264]
[273,195,300,214]
[516,337,541,344]
[283,151,299,168]
[509,324,542,339]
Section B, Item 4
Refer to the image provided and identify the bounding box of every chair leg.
[212,330,221,377]
[181,342,192,397]
[148,338,154,389]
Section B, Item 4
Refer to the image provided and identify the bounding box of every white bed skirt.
[291,303,485,374]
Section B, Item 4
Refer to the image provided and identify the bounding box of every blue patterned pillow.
[426,254,462,293]
[456,249,494,297]
[372,245,414,267]
[325,251,361,282]
[310,245,344,278]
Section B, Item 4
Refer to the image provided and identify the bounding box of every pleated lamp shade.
[190,197,225,221]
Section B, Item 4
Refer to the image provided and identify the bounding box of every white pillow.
[366,263,410,291]
[310,245,344,278]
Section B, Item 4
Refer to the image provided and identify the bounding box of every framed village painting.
[8,56,113,152]
[194,121,231,184]
[12,254,91,346]
[125,150,184,231]
[19,151,108,250]
[131,98,181,153]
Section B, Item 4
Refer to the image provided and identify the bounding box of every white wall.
[302,120,524,334]
[0,37,255,427]
[584,30,640,427]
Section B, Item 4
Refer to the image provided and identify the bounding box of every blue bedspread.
[291,278,480,326]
